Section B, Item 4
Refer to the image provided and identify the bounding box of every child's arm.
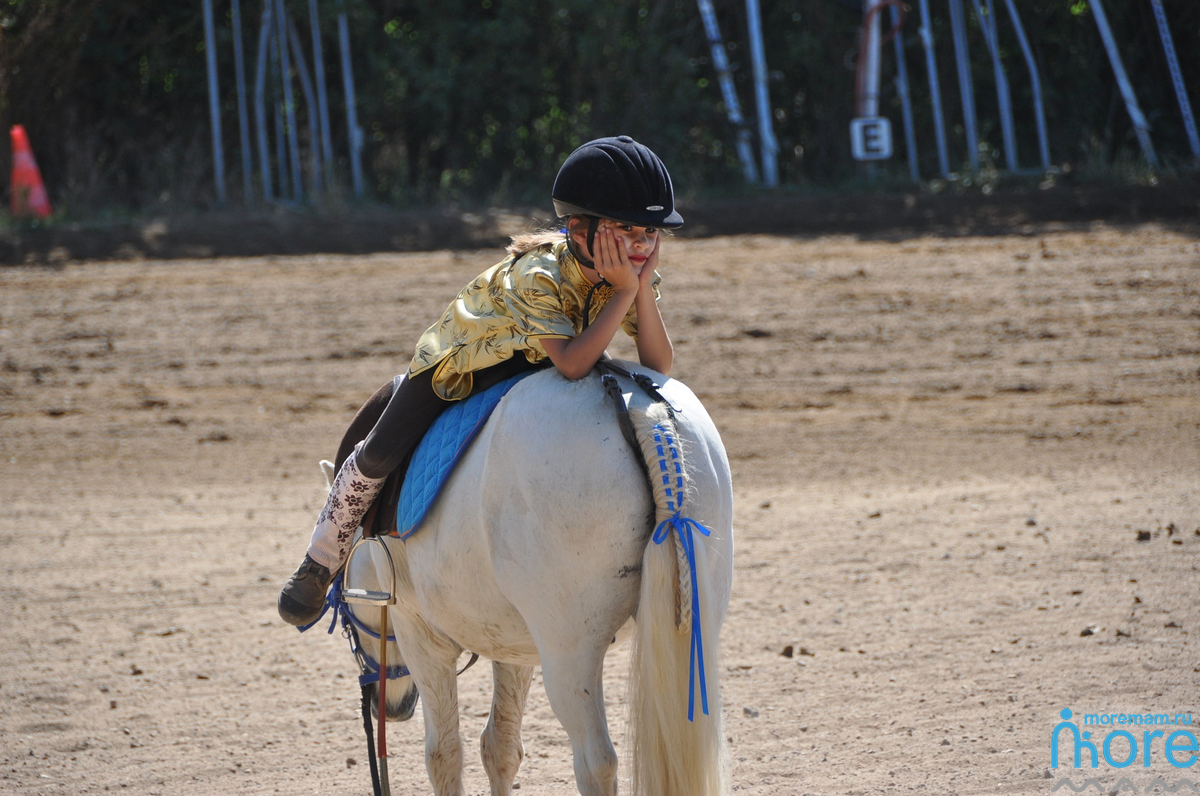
[541,226,672,378]
[630,239,673,376]
[540,290,637,380]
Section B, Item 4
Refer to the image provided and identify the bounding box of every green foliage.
[0,0,1197,213]
[355,0,733,204]
[0,1,212,210]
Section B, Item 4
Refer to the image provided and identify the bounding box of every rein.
[596,359,680,466]
[595,359,680,415]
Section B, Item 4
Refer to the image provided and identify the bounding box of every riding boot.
[278,444,385,626]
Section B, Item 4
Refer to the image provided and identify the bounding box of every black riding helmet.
[552,136,684,230]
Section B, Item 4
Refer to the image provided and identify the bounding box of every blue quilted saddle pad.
[392,370,536,539]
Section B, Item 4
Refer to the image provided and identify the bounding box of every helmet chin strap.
[564,216,609,333]
[566,216,601,270]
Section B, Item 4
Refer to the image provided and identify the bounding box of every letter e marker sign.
[851,117,893,161]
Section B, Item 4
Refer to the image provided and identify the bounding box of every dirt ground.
[1,223,1197,795]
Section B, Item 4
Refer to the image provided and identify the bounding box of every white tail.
[627,403,729,795]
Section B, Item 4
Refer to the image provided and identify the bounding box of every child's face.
[573,219,660,267]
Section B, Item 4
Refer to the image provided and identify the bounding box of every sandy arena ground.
[1,224,1197,795]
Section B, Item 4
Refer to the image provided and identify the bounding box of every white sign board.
[850,117,893,160]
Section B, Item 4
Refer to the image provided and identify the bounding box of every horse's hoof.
[369,683,420,722]
[277,554,333,626]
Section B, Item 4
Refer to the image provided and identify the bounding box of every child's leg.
[356,368,448,479]
[352,355,541,479]
[279,358,542,626]
[279,368,447,626]
[277,441,385,626]
[304,441,386,569]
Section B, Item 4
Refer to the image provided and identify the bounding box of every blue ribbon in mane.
[649,421,714,723]
[653,512,713,722]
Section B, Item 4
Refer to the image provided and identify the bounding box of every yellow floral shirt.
[410,239,660,400]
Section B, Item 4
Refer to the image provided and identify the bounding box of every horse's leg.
[393,624,467,796]
[539,643,618,796]
[419,669,465,796]
[480,661,533,796]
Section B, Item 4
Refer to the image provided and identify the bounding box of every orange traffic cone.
[10,125,52,219]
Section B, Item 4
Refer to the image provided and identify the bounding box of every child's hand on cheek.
[594,227,639,293]
[636,236,660,290]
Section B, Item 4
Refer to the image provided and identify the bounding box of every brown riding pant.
[356,356,544,480]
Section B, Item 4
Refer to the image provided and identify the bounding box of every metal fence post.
[231,0,254,202]
[973,0,1017,170]
[744,0,778,186]
[254,3,274,202]
[287,15,323,195]
[918,0,951,178]
[309,0,336,186]
[1089,0,1159,169]
[202,0,227,205]
[947,0,979,169]
[337,0,364,199]
[1149,0,1200,160]
[696,0,759,183]
[274,0,304,199]
[891,4,920,183]
[1001,0,1050,171]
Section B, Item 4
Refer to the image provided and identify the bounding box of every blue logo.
[1052,708,1197,770]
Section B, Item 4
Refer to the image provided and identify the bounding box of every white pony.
[339,362,734,796]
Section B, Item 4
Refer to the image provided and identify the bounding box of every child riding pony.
[279,136,683,626]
